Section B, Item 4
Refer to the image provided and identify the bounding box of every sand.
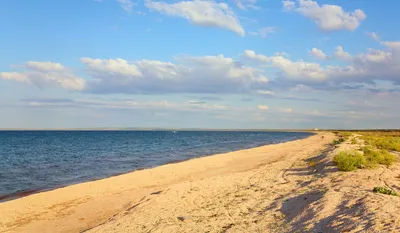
[1,132,400,233]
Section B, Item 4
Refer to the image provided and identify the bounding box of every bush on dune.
[362,147,397,167]
[373,186,398,196]
[351,138,357,145]
[362,136,400,152]
[334,151,366,171]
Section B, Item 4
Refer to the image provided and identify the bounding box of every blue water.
[0,131,312,199]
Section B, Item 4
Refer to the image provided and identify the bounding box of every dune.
[1,132,400,232]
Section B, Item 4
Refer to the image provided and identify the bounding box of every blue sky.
[1,0,399,129]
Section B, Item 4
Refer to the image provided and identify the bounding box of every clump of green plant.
[373,186,398,196]
[334,151,366,171]
[362,135,400,152]
[362,146,397,168]
[351,138,357,145]
[332,138,345,145]
[339,132,352,140]
[307,160,317,167]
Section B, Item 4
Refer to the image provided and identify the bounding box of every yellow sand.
[1,132,400,233]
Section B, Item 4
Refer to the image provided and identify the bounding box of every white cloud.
[243,41,400,87]
[257,90,275,96]
[249,27,276,38]
[258,105,269,110]
[117,0,134,12]
[80,58,143,77]
[381,41,400,50]
[334,46,352,61]
[243,50,326,81]
[280,108,293,113]
[284,0,366,31]
[21,98,230,112]
[242,50,270,63]
[366,32,380,41]
[282,0,295,11]
[83,54,268,94]
[233,0,258,10]
[26,61,65,71]
[0,61,85,91]
[309,48,328,60]
[145,0,245,36]
[1,54,270,94]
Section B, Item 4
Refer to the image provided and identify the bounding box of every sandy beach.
[1,132,400,233]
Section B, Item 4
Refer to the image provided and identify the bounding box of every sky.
[0,0,399,129]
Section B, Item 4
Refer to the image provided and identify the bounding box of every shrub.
[362,147,397,167]
[373,186,398,196]
[362,135,400,152]
[351,138,357,144]
[332,138,345,145]
[334,151,366,171]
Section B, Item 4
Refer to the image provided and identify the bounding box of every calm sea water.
[0,131,312,199]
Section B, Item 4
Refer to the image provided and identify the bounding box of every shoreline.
[0,132,327,233]
[0,132,314,203]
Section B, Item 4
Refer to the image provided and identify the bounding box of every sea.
[0,130,313,200]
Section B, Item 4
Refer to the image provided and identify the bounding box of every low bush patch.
[334,151,366,171]
[362,147,397,168]
[373,186,398,196]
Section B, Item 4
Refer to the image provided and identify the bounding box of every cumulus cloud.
[309,48,329,60]
[282,0,295,11]
[243,51,327,81]
[84,54,268,94]
[1,54,270,94]
[0,62,85,91]
[241,50,270,63]
[366,32,380,41]
[117,0,134,12]
[280,108,293,113]
[233,0,258,10]
[258,105,269,110]
[20,98,229,112]
[334,46,352,61]
[249,27,276,38]
[257,90,275,96]
[145,0,245,36]
[242,42,400,87]
[284,0,366,31]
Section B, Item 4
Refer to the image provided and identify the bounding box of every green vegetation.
[334,147,397,172]
[351,138,357,145]
[339,132,352,140]
[332,138,345,145]
[362,147,397,168]
[332,131,399,172]
[373,186,398,196]
[307,160,317,168]
[334,151,366,171]
[361,135,400,152]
